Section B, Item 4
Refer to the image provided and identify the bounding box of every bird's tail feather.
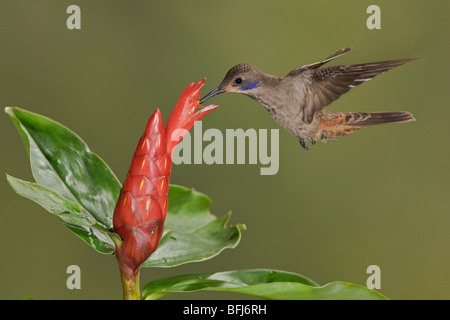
[345,111,415,126]
[318,111,415,142]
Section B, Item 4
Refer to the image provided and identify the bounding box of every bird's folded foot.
[298,138,316,150]
[299,138,310,150]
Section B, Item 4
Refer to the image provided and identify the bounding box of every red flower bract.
[113,79,219,272]
[165,79,218,157]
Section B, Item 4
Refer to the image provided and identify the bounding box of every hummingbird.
[200,48,416,150]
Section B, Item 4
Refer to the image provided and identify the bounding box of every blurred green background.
[1,1,449,300]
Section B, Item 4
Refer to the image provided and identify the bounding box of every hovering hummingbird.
[200,48,416,150]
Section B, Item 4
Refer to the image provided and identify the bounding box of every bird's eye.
[234,77,243,84]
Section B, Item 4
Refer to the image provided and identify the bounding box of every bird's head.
[200,64,265,104]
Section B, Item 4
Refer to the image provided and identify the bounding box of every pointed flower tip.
[144,108,164,136]
[182,79,202,96]
[197,78,206,87]
[166,79,218,142]
[187,79,206,102]
[192,103,220,121]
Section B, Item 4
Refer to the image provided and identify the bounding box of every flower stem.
[113,236,142,300]
[119,267,141,300]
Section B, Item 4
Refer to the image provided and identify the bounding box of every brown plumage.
[200,48,416,150]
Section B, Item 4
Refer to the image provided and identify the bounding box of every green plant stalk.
[119,266,140,300]
[114,237,141,300]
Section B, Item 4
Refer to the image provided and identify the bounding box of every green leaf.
[5,107,121,229]
[6,175,116,254]
[142,269,387,300]
[142,185,245,268]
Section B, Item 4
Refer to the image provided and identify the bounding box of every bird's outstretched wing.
[287,47,353,76]
[287,48,415,123]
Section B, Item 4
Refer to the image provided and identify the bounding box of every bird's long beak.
[200,87,225,104]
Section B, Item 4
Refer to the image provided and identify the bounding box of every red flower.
[113,79,219,274]
[165,79,219,158]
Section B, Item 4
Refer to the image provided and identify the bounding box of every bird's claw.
[299,138,316,150]
[299,139,310,150]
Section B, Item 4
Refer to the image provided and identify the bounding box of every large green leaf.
[5,107,121,228]
[6,175,116,254]
[142,269,387,300]
[143,185,246,268]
